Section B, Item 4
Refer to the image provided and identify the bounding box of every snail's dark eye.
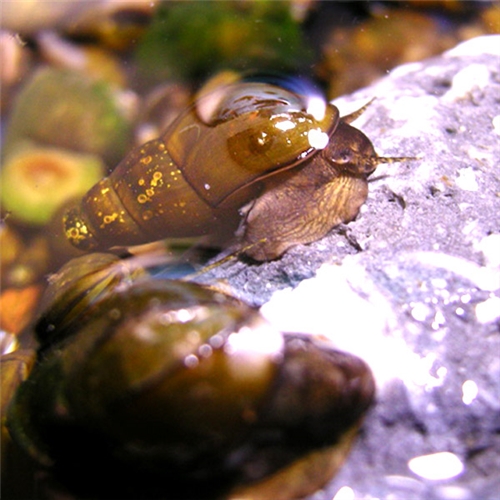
[334,148,353,164]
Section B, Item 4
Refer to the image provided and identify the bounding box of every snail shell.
[64,80,411,260]
[62,80,339,254]
[7,257,374,498]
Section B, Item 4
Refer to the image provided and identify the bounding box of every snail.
[63,78,411,261]
[6,253,375,499]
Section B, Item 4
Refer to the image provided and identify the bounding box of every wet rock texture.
[202,35,500,500]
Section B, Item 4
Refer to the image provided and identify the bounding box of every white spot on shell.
[305,95,327,121]
[274,119,295,132]
[224,319,284,382]
[198,343,213,358]
[307,128,329,149]
[225,322,283,357]
[184,354,199,368]
[209,334,224,349]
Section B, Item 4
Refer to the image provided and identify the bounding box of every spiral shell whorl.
[63,204,99,251]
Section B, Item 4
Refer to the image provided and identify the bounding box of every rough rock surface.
[200,35,500,500]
